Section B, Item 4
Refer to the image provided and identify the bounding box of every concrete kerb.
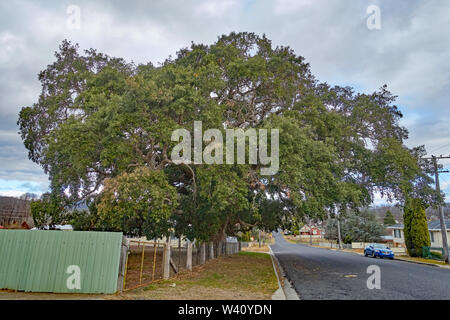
[268,247,285,300]
[394,257,450,269]
[268,245,300,300]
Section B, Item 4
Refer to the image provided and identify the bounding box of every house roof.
[386,223,404,229]
[386,220,450,231]
[428,219,450,231]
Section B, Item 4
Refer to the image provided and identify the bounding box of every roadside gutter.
[268,246,300,300]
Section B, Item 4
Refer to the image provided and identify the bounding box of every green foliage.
[383,210,396,225]
[343,234,353,244]
[237,231,251,242]
[97,167,178,238]
[325,210,384,243]
[18,33,435,241]
[430,251,443,260]
[403,198,431,257]
[324,219,339,241]
[30,193,66,229]
[67,205,99,231]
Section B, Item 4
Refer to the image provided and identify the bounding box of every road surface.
[271,232,450,299]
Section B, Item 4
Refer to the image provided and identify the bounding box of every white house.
[387,220,450,250]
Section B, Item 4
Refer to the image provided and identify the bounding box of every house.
[387,220,450,250]
[0,196,33,229]
[298,225,324,239]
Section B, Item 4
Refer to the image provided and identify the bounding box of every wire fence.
[123,240,165,291]
[121,239,243,291]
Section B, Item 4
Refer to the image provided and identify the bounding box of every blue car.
[364,243,394,259]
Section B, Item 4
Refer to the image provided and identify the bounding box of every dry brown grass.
[241,245,270,253]
[395,256,448,265]
[118,251,278,300]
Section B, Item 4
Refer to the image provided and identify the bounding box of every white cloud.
[273,0,315,15]
[194,0,238,17]
[371,191,392,207]
[0,31,25,65]
[0,190,30,198]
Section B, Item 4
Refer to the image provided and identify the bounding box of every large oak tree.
[18,32,434,241]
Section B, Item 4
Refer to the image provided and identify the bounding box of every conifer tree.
[383,210,396,225]
[403,198,430,257]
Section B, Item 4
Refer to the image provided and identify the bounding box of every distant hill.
[368,203,450,224]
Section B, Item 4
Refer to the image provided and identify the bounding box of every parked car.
[364,243,394,259]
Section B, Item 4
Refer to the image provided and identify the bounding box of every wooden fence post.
[139,242,145,284]
[152,241,157,281]
[163,237,171,280]
[186,239,192,271]
[117,236,129,293]
[209,242,214,259]
[200,242,206,264]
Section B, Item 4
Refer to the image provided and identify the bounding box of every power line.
[439,176,450,197]
[429,142,450,154]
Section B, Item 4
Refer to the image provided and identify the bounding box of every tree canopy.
[18,32,436,241]
[325,210,384,243]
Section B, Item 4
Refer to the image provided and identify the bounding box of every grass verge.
[119,251,279,300]
[395,256,448,266]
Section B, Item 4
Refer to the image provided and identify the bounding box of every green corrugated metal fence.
[0,230,123,294]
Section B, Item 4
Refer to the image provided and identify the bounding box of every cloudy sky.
[1,0,449,204]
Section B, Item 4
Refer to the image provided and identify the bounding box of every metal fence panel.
[0,230,122,294]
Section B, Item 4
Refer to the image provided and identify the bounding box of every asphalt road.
[271,232,450,300]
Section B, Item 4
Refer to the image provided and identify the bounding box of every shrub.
[430,251,443,260]
[238,231,252,242]
[343,234,353,244]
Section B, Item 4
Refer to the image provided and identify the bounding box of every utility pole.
[309,218,313,246]
[335,205,342,249]
[423,155,450,263]
[430,155,450,263]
